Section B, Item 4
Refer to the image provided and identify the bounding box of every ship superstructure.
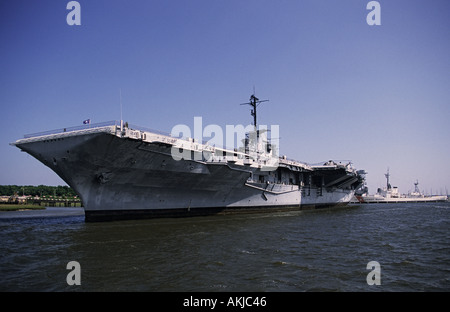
[12,95,365,221]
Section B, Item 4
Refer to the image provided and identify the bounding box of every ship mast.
[120,88,123,131]
[240,93,268,137]
[414,180,420,194]
[385,168,391,190]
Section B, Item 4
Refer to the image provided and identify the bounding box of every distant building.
[0,195,31,204]
[0,196,10,203]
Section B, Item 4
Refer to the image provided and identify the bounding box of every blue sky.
[1,0,449,195]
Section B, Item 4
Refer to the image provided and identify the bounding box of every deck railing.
[24,121,120,138]
[127,123,177,138]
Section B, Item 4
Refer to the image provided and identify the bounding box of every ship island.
[11,94,366,221]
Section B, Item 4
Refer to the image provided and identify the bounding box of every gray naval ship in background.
[12,94,365,221]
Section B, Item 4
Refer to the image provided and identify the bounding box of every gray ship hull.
[12,122,363,221]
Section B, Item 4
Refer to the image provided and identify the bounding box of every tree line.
[0,185,78,198]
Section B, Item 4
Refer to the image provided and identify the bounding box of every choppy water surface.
[1,203,449,291]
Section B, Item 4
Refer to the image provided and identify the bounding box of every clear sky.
[1,0,449,195]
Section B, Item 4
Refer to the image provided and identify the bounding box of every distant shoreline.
[0,204,46,211]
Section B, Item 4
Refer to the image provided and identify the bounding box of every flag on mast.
[83,119,91,125]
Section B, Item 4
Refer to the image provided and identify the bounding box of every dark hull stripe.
[84,202,349,222]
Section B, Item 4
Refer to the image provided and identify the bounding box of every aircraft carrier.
[11,95,365,221]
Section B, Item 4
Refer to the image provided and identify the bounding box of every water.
[0,203,449,292]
